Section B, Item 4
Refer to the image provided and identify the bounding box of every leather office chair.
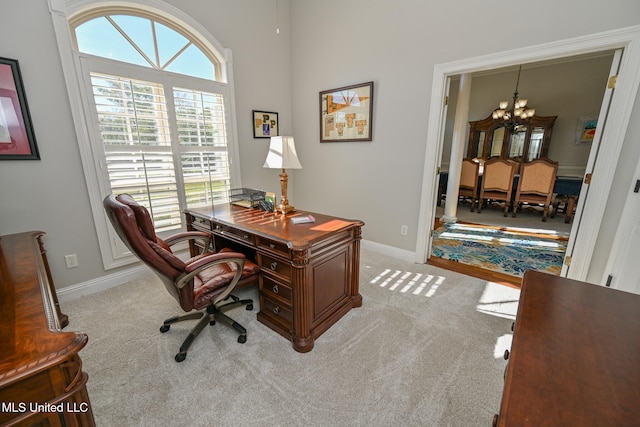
[459,158,480,211]
[477,158,517,217]
[103,194,259,362]
[513,159,558,221]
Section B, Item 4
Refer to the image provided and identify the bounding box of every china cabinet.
[467,114,556,169]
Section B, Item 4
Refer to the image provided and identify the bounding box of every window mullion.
[163,76,187,217]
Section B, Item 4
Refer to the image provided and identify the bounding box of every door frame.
[416,25,640,281]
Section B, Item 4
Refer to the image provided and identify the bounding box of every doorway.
[415,26,640,282]
[431,54,613,281]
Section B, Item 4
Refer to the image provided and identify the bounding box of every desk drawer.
[260,294,293,326]
[213,224,256,246]
[257,236,290,258]
[189,215,213,232]
[260,274,293,304]
[258,253,292,280]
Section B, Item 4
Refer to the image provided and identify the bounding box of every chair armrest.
[176,251,247,305]
[165,231,212,253]
[184,251,245,273]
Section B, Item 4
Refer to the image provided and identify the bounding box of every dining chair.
[477,158,517,217]
[513,158,558,221]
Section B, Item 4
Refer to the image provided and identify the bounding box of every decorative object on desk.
[264,191,276,212]
[0,57,40,160]
[575,116,597,144]
[252,110,279,138]
[291,214,315,224]
[491,65,535,133]
[263,135,302,214]
[320,81,373,142]
[229,188,266,208]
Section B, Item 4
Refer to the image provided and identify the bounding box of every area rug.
[431,221,567,277]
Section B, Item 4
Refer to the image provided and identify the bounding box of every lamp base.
[276,203,296,215]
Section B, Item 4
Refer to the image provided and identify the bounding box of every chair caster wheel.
[175,352,187,362]
[246,304,253,311]
[237,335,247,344]
[160,324,170,333]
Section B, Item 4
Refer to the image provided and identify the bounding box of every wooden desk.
[495,270,640,426]
[0,232,95,426]
[185,205,364,353]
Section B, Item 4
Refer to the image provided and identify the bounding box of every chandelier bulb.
[499,101,508,110]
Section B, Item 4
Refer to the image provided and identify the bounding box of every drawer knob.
[244,234,250,240]
[511,321,515,332]
[270,243,276,249]
[270,262,278,271]
[273,306,280,314]
[503,349,510,360]
[273,284,279,294]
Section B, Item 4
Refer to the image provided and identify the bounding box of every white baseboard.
[361,239,417,263]
[57,264,151,302]
[58,240,417,302]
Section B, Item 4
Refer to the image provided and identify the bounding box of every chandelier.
[492,65,536,131]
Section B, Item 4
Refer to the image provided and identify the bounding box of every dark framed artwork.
[0,57,39,160]
[320,81,373,142]
[252,110,279,138]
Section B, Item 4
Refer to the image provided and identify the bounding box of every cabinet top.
[0,232,87,385]
[500,270,640,426]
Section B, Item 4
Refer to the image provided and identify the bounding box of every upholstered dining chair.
[103,194,259,362]
[459,158,480,211]
[513,158,559,221]
[477,158,517,217]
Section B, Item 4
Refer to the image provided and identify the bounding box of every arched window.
[69,7,236,237]
[71,10,222,80]
[54,2,241,268]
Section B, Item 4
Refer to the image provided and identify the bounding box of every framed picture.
[252,110,279,138]
[0,57,39,160]
[320,81,373,142]
[576,116,598,144]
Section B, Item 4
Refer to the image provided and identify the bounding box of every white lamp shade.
[263,136,303,169]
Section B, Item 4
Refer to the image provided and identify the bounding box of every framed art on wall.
[575,116,598,144]
[252,110,279,138]
[320,81,373,142]
[0,57,39,160]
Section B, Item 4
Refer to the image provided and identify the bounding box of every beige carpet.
[62,249,519,426]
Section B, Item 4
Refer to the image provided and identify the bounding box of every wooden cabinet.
[185,204,364,353]
[0,232,95,427]
[494,270,640,426]
[468,114,556,169]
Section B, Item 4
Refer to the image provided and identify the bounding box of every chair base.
[159,295,253,362]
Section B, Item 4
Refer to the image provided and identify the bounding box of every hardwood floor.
[428,256,522,289]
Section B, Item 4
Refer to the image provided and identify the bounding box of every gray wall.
[1,0,639,290]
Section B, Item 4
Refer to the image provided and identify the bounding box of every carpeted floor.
[431,221,567,277]
[61,249,519,426]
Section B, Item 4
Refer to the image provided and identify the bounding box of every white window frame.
[49,0,242,269]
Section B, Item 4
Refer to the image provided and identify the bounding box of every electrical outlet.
[400,225,408,236]
[65,254,79,269]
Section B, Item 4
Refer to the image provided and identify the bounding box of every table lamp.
[263,136,302,214]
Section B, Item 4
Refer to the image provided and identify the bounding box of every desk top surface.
[500,270,640,426]
[186,204,364,249]
[0,232,87,385]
